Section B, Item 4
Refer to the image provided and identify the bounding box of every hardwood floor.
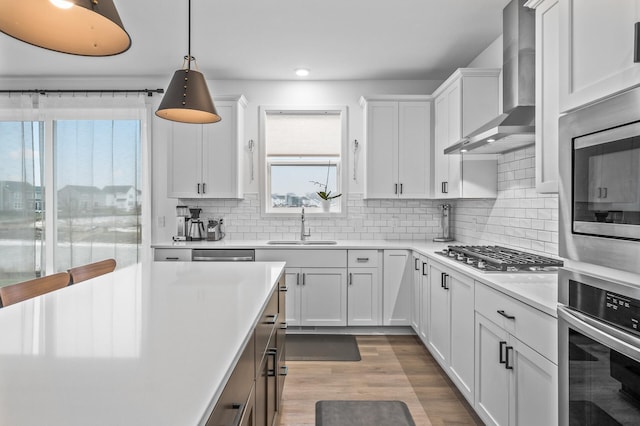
[278,335,483,426]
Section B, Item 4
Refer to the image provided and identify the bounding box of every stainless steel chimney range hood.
[445,0,536,155]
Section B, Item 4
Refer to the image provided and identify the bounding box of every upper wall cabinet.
[559,0,640,112]
[527,0,560,193]
[167,95,247,199]
[432,69,501,199]
[361,96,433,199]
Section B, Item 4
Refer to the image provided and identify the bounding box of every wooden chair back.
[68,259,117,285]
[0,272,70,307]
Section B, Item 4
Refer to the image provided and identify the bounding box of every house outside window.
[261,107,347,215]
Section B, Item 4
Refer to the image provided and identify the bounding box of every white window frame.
[259,106,348,217]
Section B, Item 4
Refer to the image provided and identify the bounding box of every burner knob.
[448,251,456,258]
[457,254,465,261]
[466,257,475,264]
[477,260,486,269]
[442,248,449,255]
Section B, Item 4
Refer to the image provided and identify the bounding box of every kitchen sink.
[266,240,337,245]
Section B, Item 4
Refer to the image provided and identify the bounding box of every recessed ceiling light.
[295,68,310,77]
[487,138,496,143]
[460,149,468,153]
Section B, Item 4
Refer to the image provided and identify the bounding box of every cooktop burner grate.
[436,245,563,272]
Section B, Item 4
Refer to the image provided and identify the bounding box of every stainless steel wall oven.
[559,86,640,274]
[558,268,640,425]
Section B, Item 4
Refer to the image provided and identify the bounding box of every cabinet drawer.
[255,249,347,268]
[348,250,379,268]
[255,288,279,365]
[475,283,557,363]
[154,248,191,262]
[206,335,255,426]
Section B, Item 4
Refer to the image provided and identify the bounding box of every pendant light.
[155,0,220,124]
[0,0,131,56]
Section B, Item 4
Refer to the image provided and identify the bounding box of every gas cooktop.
[436,245,563,273]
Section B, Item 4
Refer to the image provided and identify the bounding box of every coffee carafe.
[188,208,205,240]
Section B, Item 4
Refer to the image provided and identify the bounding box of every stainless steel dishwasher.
[191,249,255,262]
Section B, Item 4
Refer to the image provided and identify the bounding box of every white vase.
[321,200,331,212]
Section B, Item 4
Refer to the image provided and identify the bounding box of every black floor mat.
[286,334,361,361]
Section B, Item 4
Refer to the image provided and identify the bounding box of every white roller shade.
[266,112,341,157]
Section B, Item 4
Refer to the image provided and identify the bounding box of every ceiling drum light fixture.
[156,0,220,124]
[0,0,131,56]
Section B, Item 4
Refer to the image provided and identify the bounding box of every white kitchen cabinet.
[474,282,558,426]
[559,0,640,112]
[347,250,382,326]
[475,313,558,426]
[427,260,475,404]
[432,69,500,199]
[411,253,429,344]
[167,95,247,199]
[361,96,433,199]
[299,268,347,326]
[528,0,560,193]
[383,250,413,326]
[255,250,348,327]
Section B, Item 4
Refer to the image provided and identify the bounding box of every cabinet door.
[475,313,510,426]
[448,271,475,404]
[365,101,399,198]
[433,94,450,197]
[535,0,560,193]
[428,262,450,365]
[167,122,203,198]
[202,103,239,198]
[445,81,462,199]
[283,268,301,326]
[383,250,412,325]
[411,255,422,333]
[398,101,431,198]
[299,268,347,326]
[560,0,640,112]
[418,259,429,345]
[347,267,381,326]
[509,337,558,426]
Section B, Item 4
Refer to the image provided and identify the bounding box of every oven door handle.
[558,305,640,361]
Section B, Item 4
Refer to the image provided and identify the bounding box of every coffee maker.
[188,208,206,240]
[173,205,190,241]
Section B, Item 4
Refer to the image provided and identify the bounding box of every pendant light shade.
[156,68,221,124]
[156,0,220,124]
[0,0,131,56]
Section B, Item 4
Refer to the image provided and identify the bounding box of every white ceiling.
[0,0,510,81]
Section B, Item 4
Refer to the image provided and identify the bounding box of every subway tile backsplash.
[453,146,559,257]
[183,146,558,257]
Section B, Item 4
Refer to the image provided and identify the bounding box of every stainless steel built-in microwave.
[560,87,640,274]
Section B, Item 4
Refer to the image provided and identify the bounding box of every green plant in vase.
[310,162,341,211]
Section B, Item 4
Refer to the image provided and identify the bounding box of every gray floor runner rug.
[286,334,361,361]
[316,400,416,426]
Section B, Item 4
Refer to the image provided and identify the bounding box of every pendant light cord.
[187,0,192,70]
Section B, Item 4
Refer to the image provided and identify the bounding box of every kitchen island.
[0,261,285,426]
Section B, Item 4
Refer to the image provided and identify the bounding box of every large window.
[0,94,146,287]
[263,109,346,214]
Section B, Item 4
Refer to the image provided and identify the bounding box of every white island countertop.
[0,261,285,426]
[153,239,560,316]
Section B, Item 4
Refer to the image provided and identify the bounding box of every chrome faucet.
[300,207,311,241]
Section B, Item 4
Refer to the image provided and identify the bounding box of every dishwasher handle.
[192,256,254,262]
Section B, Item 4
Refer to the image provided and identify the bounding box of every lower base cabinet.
[207,276,286,426]
[475,312,557,426]
[427,260,475,404]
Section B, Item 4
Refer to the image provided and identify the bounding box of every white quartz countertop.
[0,261,285,426]
[153,239,560,316]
